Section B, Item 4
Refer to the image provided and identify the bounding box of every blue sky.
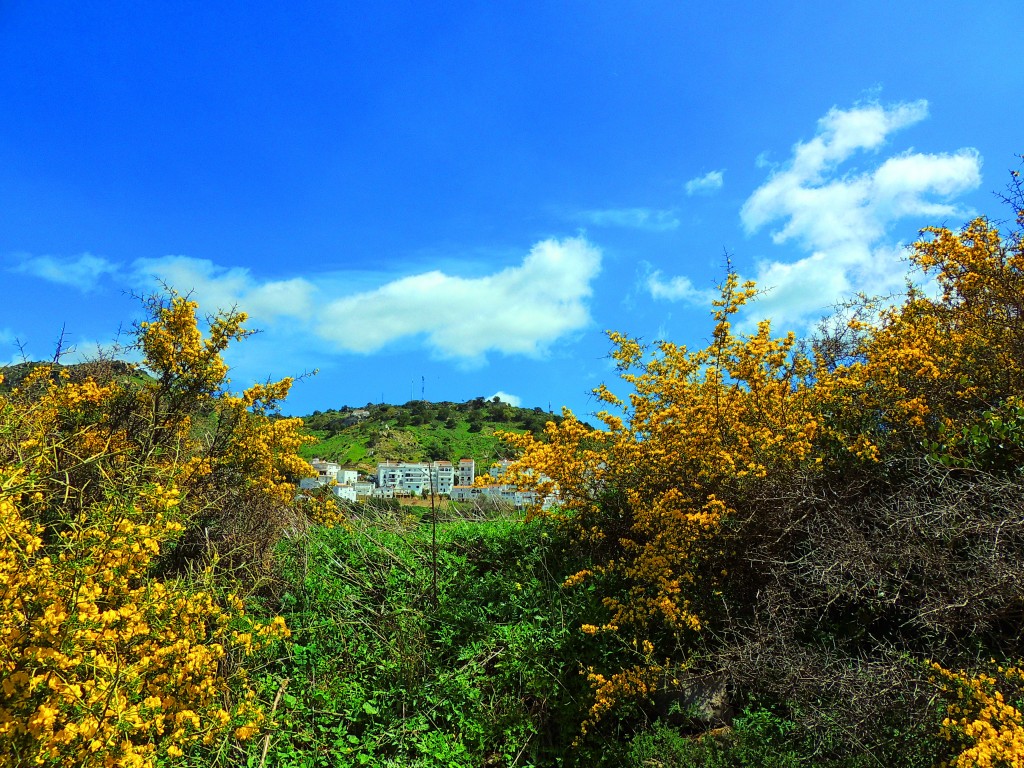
[1,1,1021,418]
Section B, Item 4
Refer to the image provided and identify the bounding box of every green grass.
[251,512,631,768]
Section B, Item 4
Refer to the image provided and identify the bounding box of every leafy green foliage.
[255,512,649,767]
[928,397,1024,473]
[627,709,801,768]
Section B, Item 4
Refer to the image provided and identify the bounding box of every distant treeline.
[302,397,567,436]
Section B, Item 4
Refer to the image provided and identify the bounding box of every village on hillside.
[300,457,555,509]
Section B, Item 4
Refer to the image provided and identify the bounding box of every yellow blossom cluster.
[505,271,819,637]
[819,216,1024,459]
[215,383,315,505]
[0,462,284,766]
[137,294,248,394]
[133,293,315,502]
[933,662,1024,767]
[295,485,347,528]
[579,664,662,738]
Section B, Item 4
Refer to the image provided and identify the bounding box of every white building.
[300,458,342,489]
[450,486,485,502]
[375,460,461,496]
[377,461,428,495]
[449,483,542,510]
[432,461,455,494]
[301,458,360,486]
[300,459,360,501]
[458,458,475,487]
[333,484,357,502]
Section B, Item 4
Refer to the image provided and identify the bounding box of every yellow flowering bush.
[818,215,1024,461]
[503,269,822,722]
[0,291,307,766]
[505,201,1024,742]
[131,292,314,503]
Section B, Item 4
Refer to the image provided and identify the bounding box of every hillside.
[0,359,141,391]
[296,398,569,472]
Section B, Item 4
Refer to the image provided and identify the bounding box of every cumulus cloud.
[489,391,522,407]
[649,100,982,331]
[580,207,679,231]
[740,101,978,251]
[685,170,725,196]
[15,236,601,369]
[645,270,716,305]
[737,100,980,328]
[317,237,602,362]
[132,256,315,320]
[14,253,119,292]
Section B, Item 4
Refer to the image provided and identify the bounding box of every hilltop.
[0,359,140,391]
[296,397,570,472]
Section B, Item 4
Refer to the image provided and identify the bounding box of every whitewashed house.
[458,458,475,487]
[375,460,464,496]
[300,459,361,501]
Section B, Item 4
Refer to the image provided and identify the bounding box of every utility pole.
[429,461,437,606]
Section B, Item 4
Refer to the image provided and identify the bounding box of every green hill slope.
[296,398,568,472]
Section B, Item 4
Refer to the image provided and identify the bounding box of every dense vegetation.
[503,191,1024,765]
[3,178,1024,766]
[297,400,569,472]
[0,292,302,766]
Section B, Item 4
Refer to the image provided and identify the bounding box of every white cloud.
[17,237,600,370]
[645,270,716,305]
[685,170,725,196]
[317,237,602,362]
[132,256,315,320]
[14,253,119,292]
[580,207,679,231]
[736,100,980,328]
[740,104,978,252]
[489,391,521,407]
[648,100,983,332]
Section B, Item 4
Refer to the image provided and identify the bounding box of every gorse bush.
[0,292,306,767]
[504,201,1024,765]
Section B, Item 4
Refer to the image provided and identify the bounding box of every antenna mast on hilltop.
[422,375,425,401]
